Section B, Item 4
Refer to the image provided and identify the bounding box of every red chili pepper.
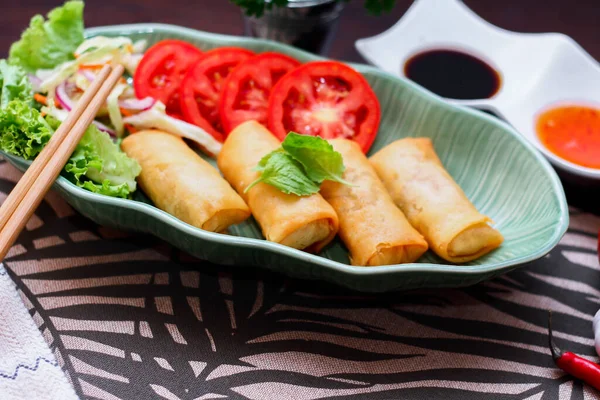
[548,311,600,390]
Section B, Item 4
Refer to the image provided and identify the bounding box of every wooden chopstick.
[0,65,113,234]
[0,64,125,260]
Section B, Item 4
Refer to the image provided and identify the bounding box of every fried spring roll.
[370,138,503,263]
[121,130,250,232]
[217,121,339,252]
[320,139,428,266]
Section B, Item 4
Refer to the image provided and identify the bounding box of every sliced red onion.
[81,69,96,82]
[43,105,116,138]
[93,120,116,137]
[118,96,155,111]
[28,74,42,92]
[55,81,74,111]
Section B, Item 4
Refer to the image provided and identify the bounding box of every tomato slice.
[134,40,202,116]
[268,61,381,153]
[219,52,300,134]
[179,47,255,142]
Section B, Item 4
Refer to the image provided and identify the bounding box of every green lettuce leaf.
[47,117,141,198]
[0,100,52,160]
[8,1,85,72]
[0,60,50,160]
[245,151,320,196]
[0,61,33,108]
[281,132,349,185]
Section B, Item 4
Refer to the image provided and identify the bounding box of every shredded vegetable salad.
[1,1,145,198]
[29,34,147,138]
[20,7,219,149]
[0,0,224,198]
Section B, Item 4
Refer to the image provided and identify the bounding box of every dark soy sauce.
[404,49,501,100]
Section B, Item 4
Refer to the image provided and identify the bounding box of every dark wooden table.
[2,0,600,210]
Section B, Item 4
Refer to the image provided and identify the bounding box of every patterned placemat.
[1,160,599,400]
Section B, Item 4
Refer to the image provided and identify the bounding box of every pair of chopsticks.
[0,64,125,260]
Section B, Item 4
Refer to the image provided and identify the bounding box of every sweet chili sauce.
[536,105,600,169]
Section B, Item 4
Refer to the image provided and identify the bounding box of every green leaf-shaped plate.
[1,24,568,292]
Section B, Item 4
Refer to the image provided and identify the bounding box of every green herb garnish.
[245,132,349,196]
[281,132,350,185]
[246,150,320,195]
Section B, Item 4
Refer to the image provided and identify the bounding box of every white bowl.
[355,0,600,179]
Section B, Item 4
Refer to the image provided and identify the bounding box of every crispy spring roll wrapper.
[121,130,250,232]
[321,139,428,266]
[370,138,503,263]
[217,121,339,252]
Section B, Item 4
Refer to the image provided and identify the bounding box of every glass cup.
[242,0,345,56]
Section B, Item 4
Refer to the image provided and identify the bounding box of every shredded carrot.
[125,124,138,134]
[34,93,48,105]
[120,107,133,117]
[40,111,47,117]
[33,94,59,107]
[79,64,106,70]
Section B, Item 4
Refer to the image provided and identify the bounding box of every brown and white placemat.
[1,160,599,400]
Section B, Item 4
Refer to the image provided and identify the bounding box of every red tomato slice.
[179,47,255,142]
[268,61,381,153]
[134,40,202,116]
[219,52,300,134]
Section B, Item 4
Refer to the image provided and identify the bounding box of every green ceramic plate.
[1,24,569,292]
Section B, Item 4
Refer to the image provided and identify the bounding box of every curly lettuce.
[8,1,85,72]
[0,100,52,160]
[0,62,51,159]
[0,60,33,108]
[65,126,141,198]
[48,117,141,198]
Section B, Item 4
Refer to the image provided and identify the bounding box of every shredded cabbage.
[107,83,128,137]
[74,36,132,58]
[123,102,223,156]
[36,36,135,96]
